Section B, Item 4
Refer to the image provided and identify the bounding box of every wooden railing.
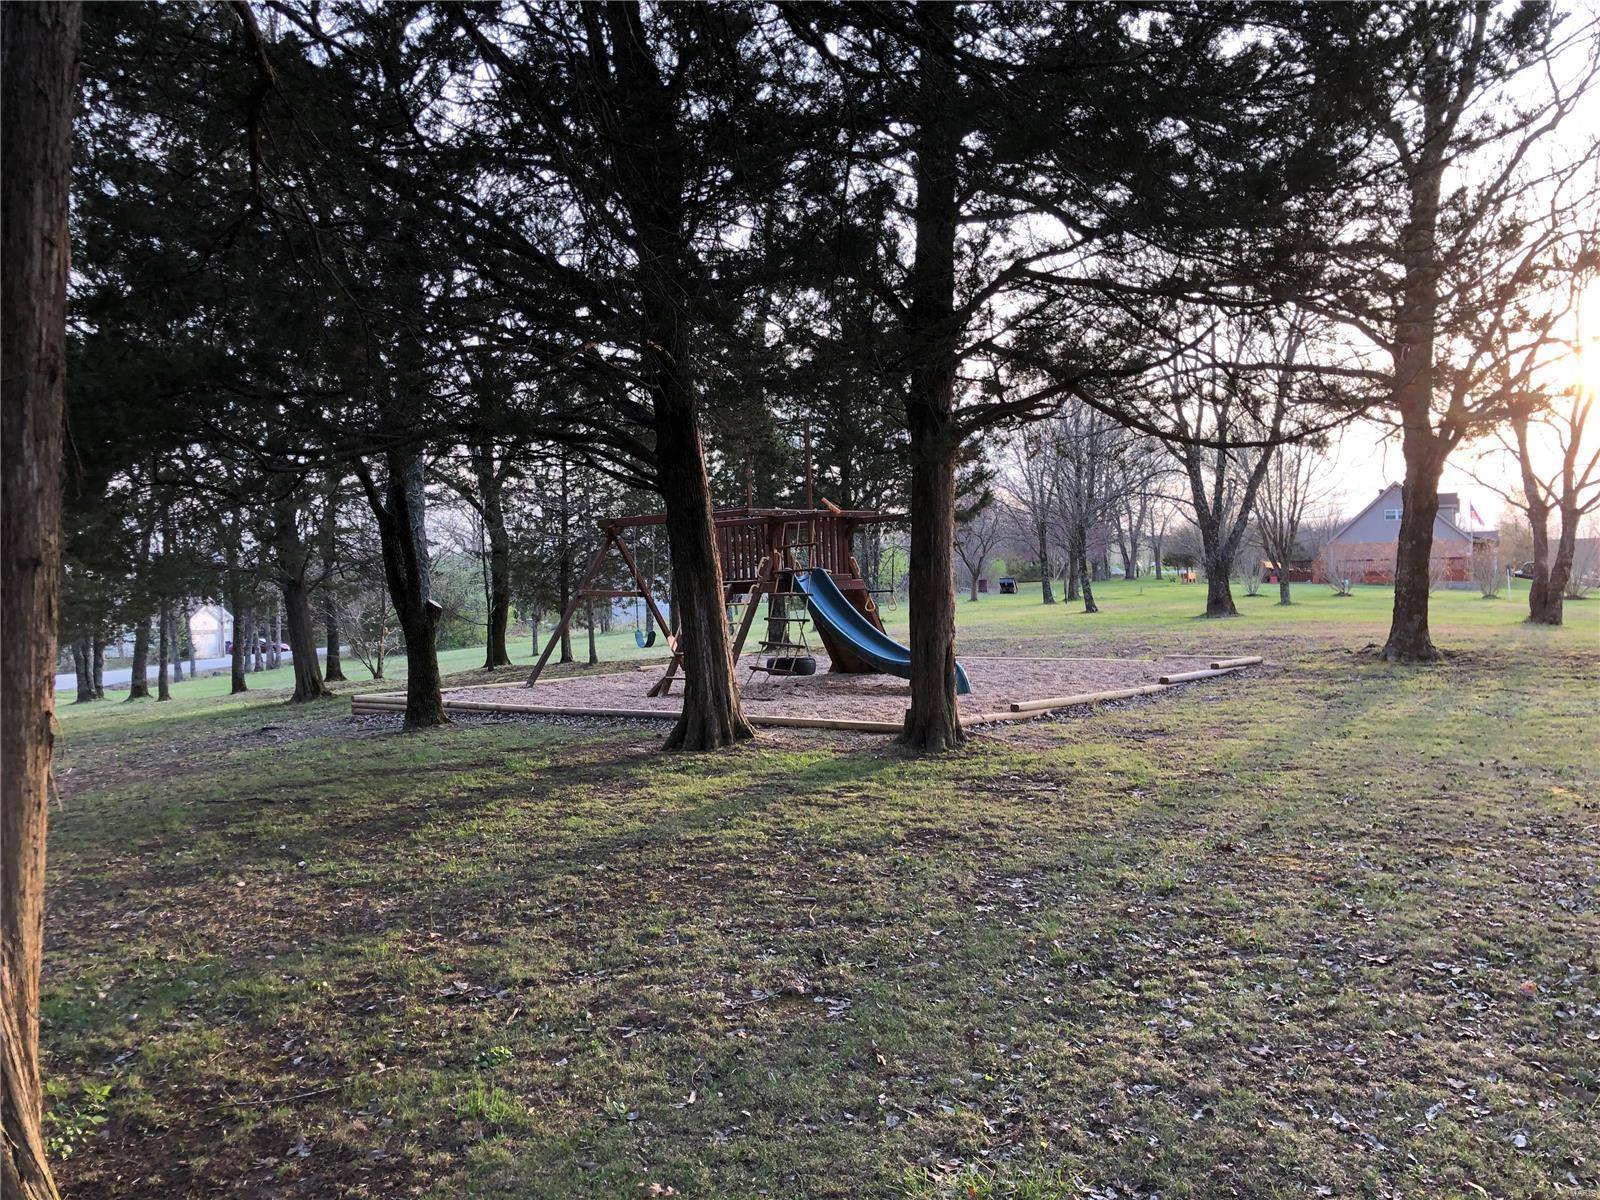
[605,507,898,588]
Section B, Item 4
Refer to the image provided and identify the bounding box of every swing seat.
[764,655,816,676]
[635,628,657,649]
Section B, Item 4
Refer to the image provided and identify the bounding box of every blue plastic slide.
[794,569,971,695]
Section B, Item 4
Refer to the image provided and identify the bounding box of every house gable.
[1329,483,1473,548]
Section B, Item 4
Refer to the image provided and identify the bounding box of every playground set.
[352,463,1262,732]
[523,500,973,701]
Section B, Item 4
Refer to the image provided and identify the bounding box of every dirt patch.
[441,652,1217,724]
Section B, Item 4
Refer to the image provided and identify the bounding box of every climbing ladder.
[746,572,815,679]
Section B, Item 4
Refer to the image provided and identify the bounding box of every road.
[55,650,323,694]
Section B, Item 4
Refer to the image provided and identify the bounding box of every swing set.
[526,503,897,698]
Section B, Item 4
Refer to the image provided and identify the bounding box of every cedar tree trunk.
[2,5,79,1197]
[601,2,751,751]
[655,391,754,750]
[1381,150,1448,662]
[70,639,91,702]
[156,606,171,701]
[281,577,330,702]
[473,440,514,668]
[900,7,965,753]
[127,620,151,698]
[358,451,446,728]
[1383,446,1445,661]
[229,594,248,693]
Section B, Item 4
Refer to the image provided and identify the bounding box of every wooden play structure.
[526,503,898,696]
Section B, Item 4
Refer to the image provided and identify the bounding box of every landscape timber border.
[351,657,1261,735]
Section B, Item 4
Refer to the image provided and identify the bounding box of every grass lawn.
[44,582,1600,1198]
[73,627,667,704]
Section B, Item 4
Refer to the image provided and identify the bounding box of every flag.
[1469,501,1485,527]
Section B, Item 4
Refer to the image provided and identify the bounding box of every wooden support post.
[527,534,612,686]
[1208,656,1263,670]
[649,564,764,698]
[646,620,685,697]
[730,559,774,662]
[613,530,675,647]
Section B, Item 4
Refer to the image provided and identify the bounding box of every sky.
[1318,422,1508,529]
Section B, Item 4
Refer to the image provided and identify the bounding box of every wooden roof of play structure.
[603,503,897,586]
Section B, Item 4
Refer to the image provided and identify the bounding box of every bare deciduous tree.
[955,501,1010,602]
[1253,439,1333,605]
[1502,388,1600,624]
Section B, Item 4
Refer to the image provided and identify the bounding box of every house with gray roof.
[1315,483,1497,587]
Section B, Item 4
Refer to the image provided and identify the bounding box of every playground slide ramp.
[794,569,972,695]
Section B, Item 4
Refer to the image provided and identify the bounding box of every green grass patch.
[44,582,1600,1197]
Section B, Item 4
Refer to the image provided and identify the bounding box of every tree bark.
[594,3,751,751]
[1382,445,1445,660]
[1381,145,1448,662]
[1542,509,1578,620]
[70,639,91,702]
[1036,521,1055,605]
[323,601,346,681]
[321,481,347,682]
[91,631,105,699]
[128,616,152,697]
[241,608,256,673]
[1525,491,1553,621]
[1202,537,1238,618]
[357,451,447,728]
[900,6,965,753]
[1203,566,1237,617]
[267,608,282,670]
[655,394,754,751]
[2,6,79,1196]
[473,440,513,669]
[157,606,172,701]
[171,603,185,682]
[1526,504,1577,625]
[557,455,575,664]
[280,577,331,702]
[1278,575,1292,606]
[229,591,248,693]
[126,512,155,698]
[1079,542,1099,614]
[270,492,330,702]
[1513,412,1569,626]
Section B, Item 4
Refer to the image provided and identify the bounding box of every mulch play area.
[352,652,1261,732]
